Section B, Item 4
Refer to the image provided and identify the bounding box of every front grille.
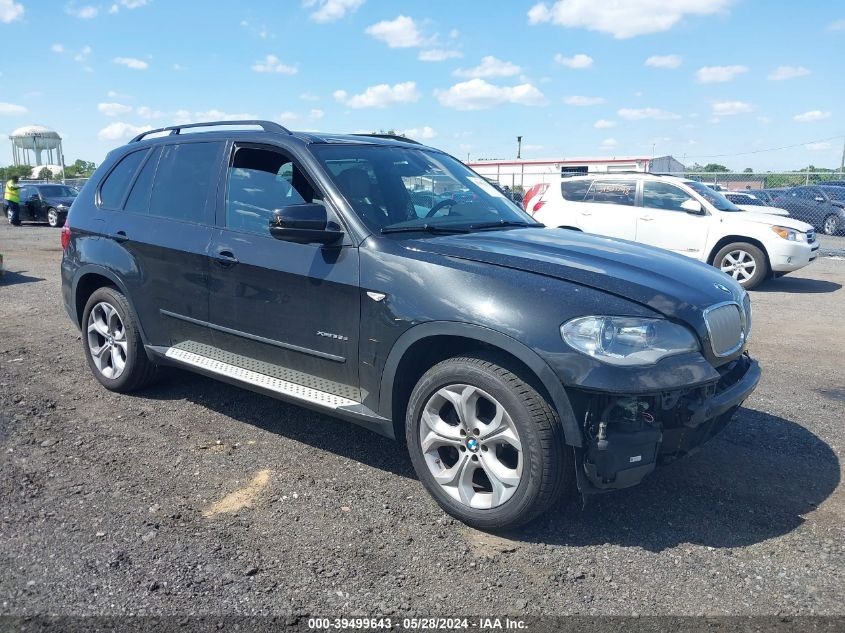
[705,302,744,357]
[807,230,816,244]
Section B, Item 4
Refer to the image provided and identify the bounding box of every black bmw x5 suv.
[61,121,760,529]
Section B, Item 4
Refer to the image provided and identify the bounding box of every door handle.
[109,230,129,243]
[214,249,239,267]
[580,211,592,216]
[639,216,654,221]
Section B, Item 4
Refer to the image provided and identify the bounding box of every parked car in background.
[771,185,845,235]
[722,191,788,216]
[6,183,77,227]
[530,173,818,289]
[61,120,761,530]
[745,189,787,206]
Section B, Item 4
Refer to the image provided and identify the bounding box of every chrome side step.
[164,347,359,410]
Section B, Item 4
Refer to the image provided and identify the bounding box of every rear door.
[205,143,361,401]
[576,178,639,239]
[101,140,225,348]
[636,180,709,257]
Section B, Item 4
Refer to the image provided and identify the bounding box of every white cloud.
[767,65,810,80]
[304,0,364,23]
[98,102,133,116]
[454,56,521,78]
[277,111,299,123]
[334,81,420,108]
[401,126,436,140]
[794,110,831,122]
[695,65,748,83]
[645,54,682,69]
[419,49,463,62]
[120,0,148,7]
[68,4,99,18]
[365,15,425,48]
[711,101,756,116]
[563,95,605,106]
[97,122,152,142]
[251,54,297,74]
[528,0,733,38]
[435,78,547,110]
[299,91,320,101]
[0,0,24,22]
[826,19,845,31]
[51,43,65,53]
[309,108,324,120]
[600,138,618,148]
[0,102,27,115]
[554,53,593,69]
[107,90,129,99]
[113,56,148,70]
[806,142,832,151]
[74,45,92,62]
[617,107,680,120]
[594,119,616,128]
[136,106,166,119]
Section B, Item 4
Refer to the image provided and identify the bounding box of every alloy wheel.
[48,208,60,227]
[720,249,757,284]
[86,301,128,379]
[419,384,523,509]
[823,216,839,235]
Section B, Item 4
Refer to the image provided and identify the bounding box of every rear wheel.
[822,214,841,236]
[714,242,768,290]
[81,286,157,392]
[47,208,62,228]
[406,353,572,530]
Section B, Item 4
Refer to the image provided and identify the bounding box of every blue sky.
[0,0,843,170]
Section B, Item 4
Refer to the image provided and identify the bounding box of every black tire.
[822,214,841,236]
[81,286,157,392]
[712,242,769,290]
[405,353,572,530]
[47,208,62,228]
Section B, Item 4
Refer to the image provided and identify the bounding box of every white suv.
[530,174,818,289]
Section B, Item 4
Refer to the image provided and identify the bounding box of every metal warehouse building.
[466,155,685,189]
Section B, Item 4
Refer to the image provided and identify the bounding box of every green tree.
[703,163,730,172]
[37,167,53,181]
[743,167,753,173]
[65,159,96,178]
[0,164,34,182]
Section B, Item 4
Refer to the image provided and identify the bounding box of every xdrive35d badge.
[61,120,760,530]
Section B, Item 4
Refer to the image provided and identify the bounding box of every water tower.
[9,125,64,168]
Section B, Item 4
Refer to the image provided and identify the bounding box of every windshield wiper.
[468,220,538,231]
[380,223,470,235]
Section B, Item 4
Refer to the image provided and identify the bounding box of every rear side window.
[584,180,636,206]
[99,150,146,209]
[560,180,590,201]
[124,147,161,214]
[149,142,224,223]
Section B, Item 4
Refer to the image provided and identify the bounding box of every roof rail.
[129,120,291,143]
[351,133,421,145]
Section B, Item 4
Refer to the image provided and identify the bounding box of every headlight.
[771,226,806,242]
[561,316,699,366]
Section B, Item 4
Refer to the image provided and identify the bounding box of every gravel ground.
[1,222,843,617]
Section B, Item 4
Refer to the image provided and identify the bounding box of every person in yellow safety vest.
[5,175,22,226]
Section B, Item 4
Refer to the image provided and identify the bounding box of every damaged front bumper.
[569,353,761,494]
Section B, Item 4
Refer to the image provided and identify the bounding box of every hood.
[402,228,742,323]
[736,204,788,217]
[44,196,76,207]
[728,211,813,232]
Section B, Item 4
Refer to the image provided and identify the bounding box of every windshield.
[685,180,741,212]
[311,144,538,233]
[37,185,78,198]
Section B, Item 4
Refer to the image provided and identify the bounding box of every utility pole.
[516,136,522,159]
[840,136,845,176]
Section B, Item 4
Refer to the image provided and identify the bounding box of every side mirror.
[815,196,825,203]
[269,203,343,245]
[681,199,704,215]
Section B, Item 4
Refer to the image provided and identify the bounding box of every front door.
[206,144,361,401]
[636,180,710,258]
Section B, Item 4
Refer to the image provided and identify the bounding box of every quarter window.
[225,147,322,235]
[642,181,694,212]
[99,150,146,209]
[149,142,223,224]
[584,180,637,206]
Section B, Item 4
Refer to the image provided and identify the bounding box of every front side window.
[642,181,694,212]
[99,149,146,209]
[149,142,224,223]
[312,145,535,234]
[225,146,323,235]
[685,180,741,212]
[124,147,161,214]
[584,180,637,206]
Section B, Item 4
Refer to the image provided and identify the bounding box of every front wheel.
[822,214,841,236]
[713,242,768,290]
[47,208,63,228]
[406,353,572,530]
